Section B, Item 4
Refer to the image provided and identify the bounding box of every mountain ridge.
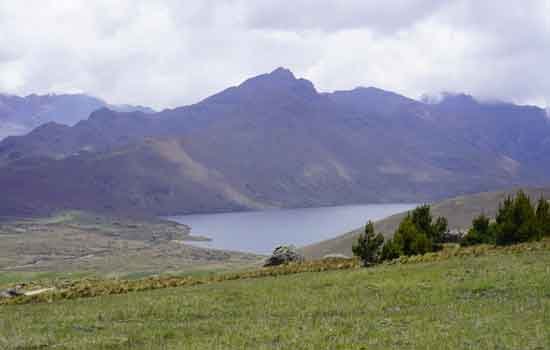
[0,92,155,140]
[0,68,549,217]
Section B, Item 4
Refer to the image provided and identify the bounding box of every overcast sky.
[1,0,549,109]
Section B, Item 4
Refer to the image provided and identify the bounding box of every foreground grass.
[2,245,550,349]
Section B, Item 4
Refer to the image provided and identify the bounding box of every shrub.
[536,197,550,237]
[381,205,448,261]
[393,216,423,256]
[461,214,495,246]
[410,205,448,244]
[495,191,540,245]
[352,221,384,266]
[463,191,550,247]
[380,239,401,261]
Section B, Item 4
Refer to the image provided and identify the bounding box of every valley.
[0,211,261,278]
[3,3,550,348]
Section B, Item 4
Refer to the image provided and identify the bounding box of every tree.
[495,191,540,245]
[514,190,539,242]
[393,216,423,256]
[381,239,401,261]
[411,231,432,255]
[411,205,433,238]
[352,221,385,266]
[379,205,449,261]
[461,213,494,246]
[536,197,550,237]
[460,191,549,248]
[410,205,447,244]
[433,216,448,243]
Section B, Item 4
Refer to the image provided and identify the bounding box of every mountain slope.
[300,187,550,259]
[0,68,549,217]
[0,93,154,139]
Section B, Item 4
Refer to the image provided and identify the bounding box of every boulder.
[264,245,305,267]
[0,288,23,298]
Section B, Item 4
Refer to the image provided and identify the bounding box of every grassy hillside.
[1,241,549,349]
[301,187,550,259]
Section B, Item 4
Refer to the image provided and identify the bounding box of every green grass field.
[1,244,550,349]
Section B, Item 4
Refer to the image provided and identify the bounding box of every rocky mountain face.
[1,68,549,217]
[0,93,154,139]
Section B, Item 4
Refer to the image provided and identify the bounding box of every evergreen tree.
[411,205,433,238]
[411,231,432,255]
[410,205,447,243]
[380,239,401,261]
[393,216,418,256]
[379,205,449,260]
[461,213,494,246]
[433,216,448,244]
[352,221,385,266]
[536,197,550,237]
[514,190,539,242]
[496,191,539,245]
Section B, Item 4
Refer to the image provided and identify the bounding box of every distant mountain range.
[1,68,549,217]
[0,93,154,139]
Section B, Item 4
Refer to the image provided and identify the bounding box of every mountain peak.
[202,68,317,105]
[268,67,296,80]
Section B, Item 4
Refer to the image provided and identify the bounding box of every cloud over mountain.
[0,1,549,109]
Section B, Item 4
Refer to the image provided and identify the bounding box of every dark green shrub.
[393,216,423,256]
[433,216,448,243]
[352,221,384,266]
[536,197,550,237]
[495,191,540,245]
[461,214,495,246]
[380,205,448,261]
[380,239,401,261]
[410,205,448,244]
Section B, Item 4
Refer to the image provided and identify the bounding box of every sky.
[0,0,549,110]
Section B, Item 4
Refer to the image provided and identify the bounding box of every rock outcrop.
[264,245,305,267]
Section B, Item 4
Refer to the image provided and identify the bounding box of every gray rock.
[0,288,23,298]
[264,245,305,267]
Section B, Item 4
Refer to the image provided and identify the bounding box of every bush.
[352,221,384,266]
[463,191,550,247]
[495,191,540,245]
[380,239,401,261]
[536,197,550,237]
[381,205,448,261]
[461,214,495,246]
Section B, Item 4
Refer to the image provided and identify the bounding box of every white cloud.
[0,0,549,109]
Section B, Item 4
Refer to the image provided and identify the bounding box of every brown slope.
[300,187,550,259]
[0,138,272,218]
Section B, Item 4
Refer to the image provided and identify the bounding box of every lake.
[167,204,416,254]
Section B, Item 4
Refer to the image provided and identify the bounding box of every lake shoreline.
[166,204,417,254]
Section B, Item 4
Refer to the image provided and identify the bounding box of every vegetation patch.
[1,242,549,349]
[462,190,550,246]
[2,239,550,306]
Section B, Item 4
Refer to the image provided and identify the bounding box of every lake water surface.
[167,204,416,254]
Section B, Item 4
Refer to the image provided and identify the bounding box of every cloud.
[0,0,548,109]
[243,0,444,33]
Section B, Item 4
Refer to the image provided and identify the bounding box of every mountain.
[0,93,154,139]
[300,187,550,259]
[0,68,549,217]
